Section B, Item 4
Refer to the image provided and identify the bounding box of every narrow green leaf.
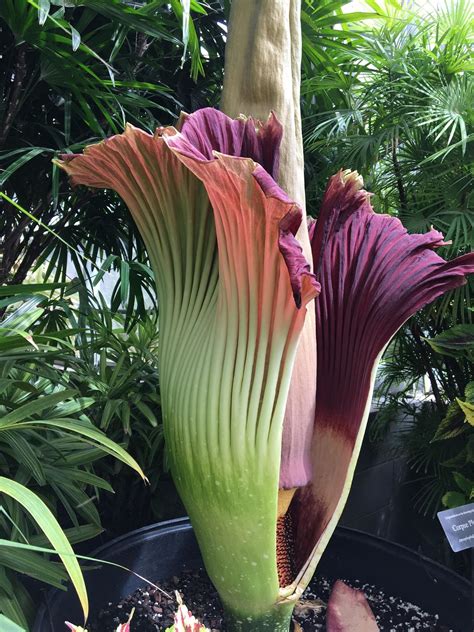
[0,390,77,426]
[69,24,81,52]
[0,582,30,631]
[0,148,50,187]
[2,431,46,485]
[30,523,103,547]
[0,614,26,632]
[0,548,66,588]
[135,400,158,427]
[52,397,96,416]
[100,399,121,430]
[0,478,88,620]
[180,0,191,67]
[120,260,130,305]
[17,419,147,480]
[93,254,117,286]
[38,0,50,24]
[0,192,97,269]
[0,539,172,600]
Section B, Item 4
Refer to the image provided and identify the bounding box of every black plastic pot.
[34,517,471,632]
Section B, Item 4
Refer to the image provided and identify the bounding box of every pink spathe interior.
[58,107,319,500]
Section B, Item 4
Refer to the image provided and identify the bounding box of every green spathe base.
[224,601,294,632]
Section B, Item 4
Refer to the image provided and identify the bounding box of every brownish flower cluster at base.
[276,512,296,587]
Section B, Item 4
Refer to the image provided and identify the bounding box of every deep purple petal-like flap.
[175,107,282,180]
[292,169,474,581]
[326,581,379,632]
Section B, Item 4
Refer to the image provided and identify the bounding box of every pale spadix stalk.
[221,0,305,214]
[58,111,319,632]
[221,0,317,492]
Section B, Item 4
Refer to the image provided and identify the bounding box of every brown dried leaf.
[294,598,326,615]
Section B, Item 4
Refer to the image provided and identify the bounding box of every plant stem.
[391,134,408,213]
[409,323,444,411]
[224,601,294,632]
[0,43,28,149]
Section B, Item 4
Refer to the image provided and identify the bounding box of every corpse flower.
[58,111,474,632]
[58,108,319,631]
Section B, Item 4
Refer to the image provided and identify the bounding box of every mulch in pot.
[87,567,456,631]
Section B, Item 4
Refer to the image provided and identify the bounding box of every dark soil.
[88,568,456,632]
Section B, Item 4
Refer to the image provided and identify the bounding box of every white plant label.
[437,502,474,552]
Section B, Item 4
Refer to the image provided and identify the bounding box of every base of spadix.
[224,601,294,632]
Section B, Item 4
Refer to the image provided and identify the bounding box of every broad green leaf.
[442,491,467,509]
[431,401,466,442]
[452,472,474,496]
[457,398,474,426]
[465,382,474,403]
[442,445,468,469]
[426,325,474,358]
